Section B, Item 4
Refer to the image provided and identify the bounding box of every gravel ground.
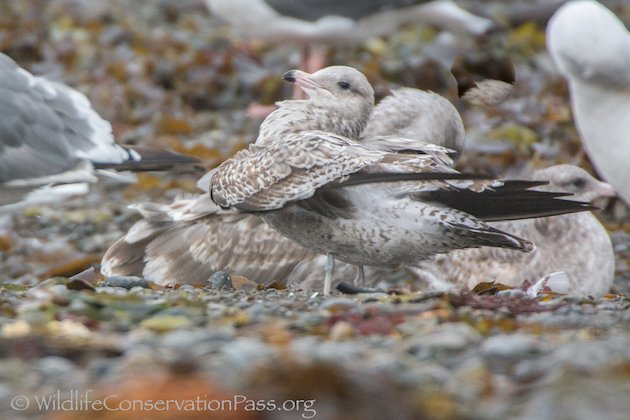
[1,1,630,419]
[0,283,629,419]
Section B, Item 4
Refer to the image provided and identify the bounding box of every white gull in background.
[102,84,466,289]
[413,165,615,297]
[0,52,200,213]
[205,0,493,71]
[204,66,594,294]
[547,0,630,205]
[205,0,494,43]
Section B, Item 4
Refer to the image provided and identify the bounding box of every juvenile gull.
[362,88,465,161]
[547,0,630,205]
[204,66,594,294]
[102,85,465,288]
[0,52,200,212]
[413,165,615,297]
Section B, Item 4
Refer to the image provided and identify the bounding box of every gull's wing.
[0,52,130,184]
[328,167,595,223]
[410,179,596,222]
[206,124,595,224]
[205,131,385,211]
[0,52,201,209]
[264,0,424,22]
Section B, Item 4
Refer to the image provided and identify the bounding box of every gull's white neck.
[256,97,373,146]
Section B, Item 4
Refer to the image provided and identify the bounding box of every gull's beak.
[596,181,616,198]
[282,69,322,91]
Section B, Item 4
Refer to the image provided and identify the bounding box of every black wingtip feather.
[324,172,595,222]
[420,186,598,222]
[94,146,204,172]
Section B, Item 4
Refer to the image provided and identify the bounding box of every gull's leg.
[355,265,365,286]
[293,45,329,100]
[293,45,310,100]
[324,253,335,295]
[303,44,328,74]
[246,102,278,119]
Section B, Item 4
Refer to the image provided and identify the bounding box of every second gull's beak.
[282,69,322,91]
[596,181,616,198]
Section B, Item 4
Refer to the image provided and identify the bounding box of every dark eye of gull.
[337,81,351,90]
[572,178,587,189]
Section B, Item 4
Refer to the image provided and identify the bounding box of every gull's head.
[534,164,616,203]
[283,66,374,102]
[547,0,630,85]
[282,66,375,137]
[283,66,374,131]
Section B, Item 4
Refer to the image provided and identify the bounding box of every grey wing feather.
[0,52,128,184]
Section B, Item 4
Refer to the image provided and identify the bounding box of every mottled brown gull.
[204,66,594,294]
[413,165,615,297]
[101,84,465,289]
[362,88,465,161]
[547,1,630,205]
[0,52,199,213]
[103,67,596,291]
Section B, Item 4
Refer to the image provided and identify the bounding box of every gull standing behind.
[205,66,594,294]
[547,0,630,205]
[413,165,615,297]
[205,0,493,72]
[101,85,465,289]
[0,53,200,213]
